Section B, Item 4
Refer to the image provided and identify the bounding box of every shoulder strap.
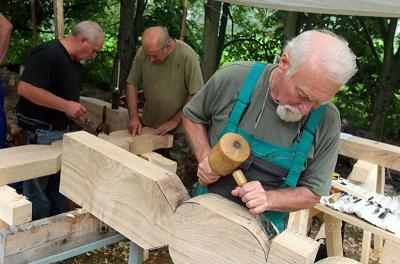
[227,63,266,128]
[283,104,328,188]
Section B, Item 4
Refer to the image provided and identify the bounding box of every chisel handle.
[232,169,247,187]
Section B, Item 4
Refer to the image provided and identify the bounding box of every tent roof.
[215,0,400,18]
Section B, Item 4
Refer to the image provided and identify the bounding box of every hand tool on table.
[205,132,279,239]
[95,106,110,135]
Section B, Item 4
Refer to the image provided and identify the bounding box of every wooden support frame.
[0,142,62,185]
[0,209,118,264]
[339,133,400,171]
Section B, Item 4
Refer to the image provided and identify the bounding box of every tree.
[201,0,221,82]
[112,0,146,93]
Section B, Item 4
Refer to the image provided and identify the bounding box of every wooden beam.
[142,152,177,173]
[99,128,174,155]
[266,230,319,264]
[169,193,270,264]
[80,96,129,133]
[0,209,118,264]
[0,142,62,185]
[0,185,31,226]
[339,133,400,171]
[53,0,64,39]
[60,131,189,250]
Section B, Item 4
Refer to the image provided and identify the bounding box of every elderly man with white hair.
[183,29,357,233]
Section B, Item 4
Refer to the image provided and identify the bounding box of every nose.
[298,102,315,114]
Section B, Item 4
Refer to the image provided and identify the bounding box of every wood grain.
[169,193,270,264]
[60,131,189,250]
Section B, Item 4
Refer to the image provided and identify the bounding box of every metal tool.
[95,106,110,135]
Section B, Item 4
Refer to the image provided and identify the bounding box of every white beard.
[276,104,304,122]
[79,59,86,64]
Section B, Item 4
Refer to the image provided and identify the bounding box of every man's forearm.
[126,83,139,118]
[265,186,320,212]
[182,115,211,162]
[17,81,69,113]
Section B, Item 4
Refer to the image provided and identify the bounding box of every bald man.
[183,30,357,232]
[126,26,203,187]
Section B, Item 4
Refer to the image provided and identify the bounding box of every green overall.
[222,62,326,232]
[194,62,327,232]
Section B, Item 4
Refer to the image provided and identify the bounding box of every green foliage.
[1,1,399,139]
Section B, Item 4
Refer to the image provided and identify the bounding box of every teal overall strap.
[265,104,328,233]
[194,62,265,197]
[283,104,328,188]
[224,63,266,132]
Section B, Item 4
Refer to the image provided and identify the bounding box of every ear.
[278,52,291,71]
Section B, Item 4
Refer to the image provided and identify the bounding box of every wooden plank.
[60,131,189,250]
[0,209,118,264]
[339,133,400,171]
[147,152,177,173]
[323,213,343,256]
[80,96,129,133]
[315,203,400,246]
[331,181,371,200]
[0,142,62,185]
[266,230,319,264]
[53,0,64,39]
[99,128,174,155]
[0,186,31,226]
[169,193,270,264]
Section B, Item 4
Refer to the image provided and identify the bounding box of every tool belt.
[15,113,53,133]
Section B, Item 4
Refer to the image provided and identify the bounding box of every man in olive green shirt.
[183,30,358,214]
[126,26,203,187]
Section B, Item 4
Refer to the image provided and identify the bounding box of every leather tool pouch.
[208,154,288,205]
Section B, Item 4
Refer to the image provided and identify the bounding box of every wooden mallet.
[206,132,250,187]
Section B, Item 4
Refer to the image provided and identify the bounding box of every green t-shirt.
[127,40,203,134]
[183,61,341,196]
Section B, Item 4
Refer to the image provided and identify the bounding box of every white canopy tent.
[215,0,400,18]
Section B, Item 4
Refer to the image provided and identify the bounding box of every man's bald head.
[141,27,174,64]
[142,27,171,51]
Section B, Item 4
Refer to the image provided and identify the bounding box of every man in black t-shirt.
[15,20,105,220]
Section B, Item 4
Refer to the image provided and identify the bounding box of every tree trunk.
[370,18,399,139]
[282,11,299,44]
[113,0,145,93]
[215,3,229,70]
[180,0,188,40]
[31,0,38,46]
[201,0,221,82]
